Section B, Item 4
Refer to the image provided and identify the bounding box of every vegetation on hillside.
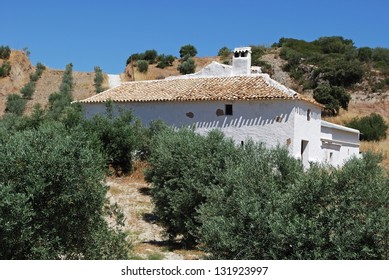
[5,62,46,115]
[0,46,12,77]
[94,66,104,93]
[272,36,389,115]
[126,49,176,72]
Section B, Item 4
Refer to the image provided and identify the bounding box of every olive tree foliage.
[177,57,196,75]
[81,103,140,175]
[0,123,130,259]
[145,128,238,246]
[5,94,27,116]
[198,150,389,260]
[147,128,389,259]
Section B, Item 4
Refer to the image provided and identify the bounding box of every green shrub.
[20,81,35,99]
[156,54,175,69]
[136,60,149,73]
[5,94,26,115]
[313,36,354,54]
[179,44,197,58]
[30,62,45,82]
[144,49,158,64]
[47,63,74,119]
[217,46,231,58]
[177,57,196,74]
[81,105,138,175]
[145,129,238,246]
[316,58,364,87]
[0,61,11,77]
[0,45,11,59]
[0,123,130,259]
[346,113,388,141]
[198,147,389,260]
[357,47,373,62]
[313,84,351,115]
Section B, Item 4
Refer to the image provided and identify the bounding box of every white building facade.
[77,47,360,167]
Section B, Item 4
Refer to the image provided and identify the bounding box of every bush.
[81,104,139,175]
[20,81,35,99]
[136,60,149,73]
[147,130,389,259]
[313,36,354,54]
[0,123,130,259]
[177,57,196,74]
[316,58,364,87]
[357,47,373,62]
[179,44,197,58]
[346,113,388,141]
[5,94,26,115]
[218,46,231,58]
[198,146,389,259]
[145,129,238,246]
[156,54,175,69]
[144,49,158,64]
[0,61,11,77]
[0,45,11,59]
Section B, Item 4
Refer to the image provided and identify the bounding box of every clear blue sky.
[2,0,389,73]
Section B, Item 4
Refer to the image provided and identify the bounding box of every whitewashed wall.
[83,99,298,151]
[82,100,358,168]
[292,102,323,165]
[320,121,360,166]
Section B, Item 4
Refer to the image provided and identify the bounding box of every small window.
[307,109,311,121]
[225,104,233,115]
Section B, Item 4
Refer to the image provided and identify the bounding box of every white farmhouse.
[76,47,360,167]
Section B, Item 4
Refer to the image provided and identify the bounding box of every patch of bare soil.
[106,164,204,260]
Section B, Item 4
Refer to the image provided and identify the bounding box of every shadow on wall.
[194,113,291,129]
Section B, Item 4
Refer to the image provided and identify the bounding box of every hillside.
[1,47,388,141]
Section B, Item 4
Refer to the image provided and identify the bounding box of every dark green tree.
[179,44,197,58]
[313,84,351,115]
[346,113,388,141]
[144,49,158,64]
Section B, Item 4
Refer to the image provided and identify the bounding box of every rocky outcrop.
[0,50,33,95]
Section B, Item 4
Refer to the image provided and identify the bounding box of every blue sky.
[2,0,389,73]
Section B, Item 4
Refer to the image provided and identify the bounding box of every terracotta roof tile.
[75,75,321,106]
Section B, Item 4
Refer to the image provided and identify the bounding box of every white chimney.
[232,47,251,75]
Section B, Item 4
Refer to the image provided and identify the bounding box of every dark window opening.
[225,104,233,115]
[307,109,311,121]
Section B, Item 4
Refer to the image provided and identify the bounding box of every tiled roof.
[75,75,321,106]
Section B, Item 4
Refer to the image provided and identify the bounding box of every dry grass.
[106,163,205,260]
